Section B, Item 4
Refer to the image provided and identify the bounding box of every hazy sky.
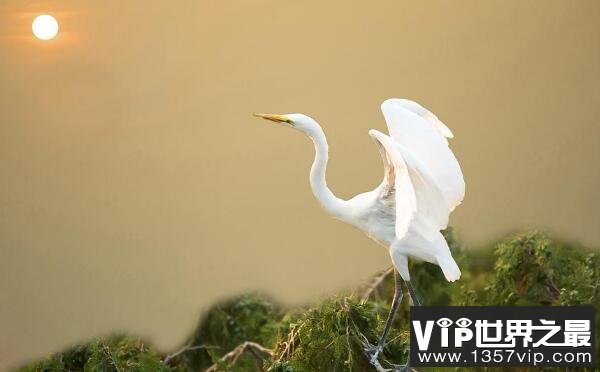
[1,0,599,369]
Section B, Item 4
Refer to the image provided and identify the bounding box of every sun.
[32,15,59,40]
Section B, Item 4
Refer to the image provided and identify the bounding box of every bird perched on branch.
[255,98,465,371]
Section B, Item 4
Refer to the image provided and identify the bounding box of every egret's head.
[254,113,321,136]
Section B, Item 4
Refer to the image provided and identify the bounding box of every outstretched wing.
[381,99,465,211]
[387,98,454,141]
[369,130,449,239]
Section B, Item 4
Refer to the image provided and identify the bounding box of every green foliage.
[483,231,599,307]
[175,293,283,371]
[18,231,600,372]
[268,296,408,372]
[19,335,170,372]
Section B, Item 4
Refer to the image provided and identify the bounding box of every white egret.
[255,98,465,371]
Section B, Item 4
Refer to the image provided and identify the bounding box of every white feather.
[381,99,465,211]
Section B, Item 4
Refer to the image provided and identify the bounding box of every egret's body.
[255,98,465,371]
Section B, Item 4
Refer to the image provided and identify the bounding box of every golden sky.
[1,0,599,369]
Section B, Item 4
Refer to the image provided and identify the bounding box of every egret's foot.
[362,342,388,371]
[363,342,383,364]
[386,348,413,371]
[388,363,413,372]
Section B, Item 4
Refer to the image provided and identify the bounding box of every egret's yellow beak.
[253,113,293,125]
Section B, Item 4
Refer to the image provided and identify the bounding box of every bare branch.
[205,341,273,372]
[271,322,304,366]
[163,344,217,365]
[360,266,394,301]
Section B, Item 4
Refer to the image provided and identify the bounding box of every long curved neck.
[307,126,349,219]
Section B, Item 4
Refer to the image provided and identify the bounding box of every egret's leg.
[386,253,416,372]
[393,281,421,371]
[378,270,404,349]
[405,281,421,306]
[364,269,403,366]
[390,281,423,371]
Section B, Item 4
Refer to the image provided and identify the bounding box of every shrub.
[17,231,599,372]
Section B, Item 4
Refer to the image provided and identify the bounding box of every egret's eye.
[436,318,453,328]
[456,318,473,328]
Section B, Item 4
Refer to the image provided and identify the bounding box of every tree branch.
[163,344,217,365]
[360,266,394,301]
[205,341,273,372]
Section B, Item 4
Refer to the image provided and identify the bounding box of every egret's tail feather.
[437,254,461,282]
